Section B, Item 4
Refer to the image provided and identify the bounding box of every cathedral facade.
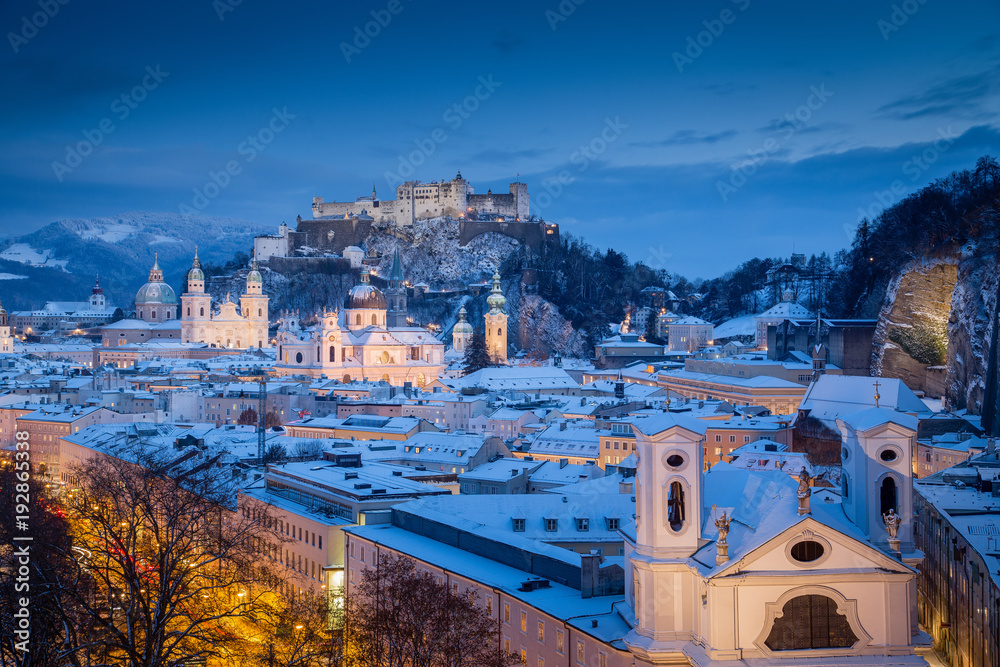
[179,252,270,349]
[274,264,444,383]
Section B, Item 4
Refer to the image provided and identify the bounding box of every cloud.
[631,129,738,148]
[875,64,1000,120]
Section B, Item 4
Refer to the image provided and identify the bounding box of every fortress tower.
[484,271,508,364]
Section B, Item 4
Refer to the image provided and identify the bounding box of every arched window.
[842,473,849,499]
[880,477,897,516]
[200,307,204,316]
[667,481,685,532]
[187,307,191,316]
[329,346,336,362]
[316,346,320,360]
[417,372,425,388]
[152,311,157,319]
[355,314,361,325]
[343,374,351,383]
[498,328,502,336]
[139,310,143,319]
[381,373,390,383]
[258,308,262,317]
[372,314,378,325]
[765,595,858,650]
[295,352,303,363]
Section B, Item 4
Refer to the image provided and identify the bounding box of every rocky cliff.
[873,250,999,414]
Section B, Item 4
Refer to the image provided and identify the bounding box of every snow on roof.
[628,412,708,437]
[799,375,931,424]
[756,300,812,320]
[712,314,757,339]
[839,406,918,433]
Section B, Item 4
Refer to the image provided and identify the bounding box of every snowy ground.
[0,243,68,271]
[713,314,757,339]
[0,273,28,280]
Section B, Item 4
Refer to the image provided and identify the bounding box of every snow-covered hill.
[0,212,270,310]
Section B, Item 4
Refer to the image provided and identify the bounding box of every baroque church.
[274,249,446,383]
[622,407,928,665]
[103,253,270,349]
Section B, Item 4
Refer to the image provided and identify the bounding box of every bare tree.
[345,554,518,667]
[237,407,258,426]
[54,445,287,667]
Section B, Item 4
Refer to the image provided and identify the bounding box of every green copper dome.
[486,271,506,313]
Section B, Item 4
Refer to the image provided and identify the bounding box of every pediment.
[713,517,913,578]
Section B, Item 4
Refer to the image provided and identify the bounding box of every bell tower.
[240,258,270,348]
[386,246,408,328]
[452,306,473,353]
[837,403,918,554]
[626,413,708,651]
[484,271,508,364]
[0,301,12,353]
[181,248,212,344]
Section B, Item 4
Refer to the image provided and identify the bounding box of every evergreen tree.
[462,329,492,375]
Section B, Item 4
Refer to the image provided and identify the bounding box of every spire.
[92,274,103,295]
[486,270,506,314]
[192,246,201,269]
[389,246,404,283]
[372,183,377,198]
[148,254,163,282]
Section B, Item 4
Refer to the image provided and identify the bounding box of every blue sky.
[1,0,998,278]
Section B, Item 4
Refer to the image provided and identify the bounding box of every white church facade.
[344,406,930,667]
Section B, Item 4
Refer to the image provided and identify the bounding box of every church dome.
[136,256,178,305]
[486,271,506,313]
[453,306,473,333]
[247,258,262,283]
[187,249,204,282]
[136,281,178,305]
[345,270,386,310]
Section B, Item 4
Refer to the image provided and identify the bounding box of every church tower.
[385,246,408,328]
[452,306,473,353]
[240,258,270,348]
[627,414,708,649]
[181,249,211,344]
[89,275,105,310]
[837,405,918,555]
[0,301,12,353]
[484,271,508,364]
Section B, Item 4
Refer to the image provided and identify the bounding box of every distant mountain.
[0,212,271,311]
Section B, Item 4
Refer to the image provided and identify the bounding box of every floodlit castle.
[274,250,445,383]
[311,171,529,226]
[180,251,270,349]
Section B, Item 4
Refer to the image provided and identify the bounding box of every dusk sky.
[1,0,998,278]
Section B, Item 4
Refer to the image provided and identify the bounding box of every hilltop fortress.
[255,173,558,262]
[311,171,528,225]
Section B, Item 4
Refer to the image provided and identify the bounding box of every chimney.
[559,458,568,469]
[559,421,566,431]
